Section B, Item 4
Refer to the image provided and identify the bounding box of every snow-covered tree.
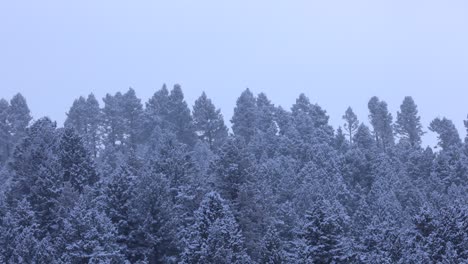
[231,88,257,143]
[192,92,228,150]
[368,96,394,151]
[299,200,354,264]
[61,193,123,263]
[395,96,424,147]
[259,226,286,264]
[181,191,251,264]
[343,107,359,144]
[429,117,462,150]
[7,118,63,237]
[65,93,102,157]
[7,93,32,147]
[58,127,98,192]
[1,88,467,264]
[0,99,10,165]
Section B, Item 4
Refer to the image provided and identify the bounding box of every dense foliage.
[0,87,466,263]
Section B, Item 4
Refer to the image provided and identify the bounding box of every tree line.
[0,86,466,263]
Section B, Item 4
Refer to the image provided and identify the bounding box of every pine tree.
[395,96,424,147]
[212,137,252,204]
[143,84,170,140]
[334,127,349,152]
[429,117,462,150]
[58,127,98,192]
[0,99,10,164]
[192,92,228,150]
[104,163,135,258]
[145,132,194,200]
[300,201,351,264]
[84,94,102,157]
[121,88,144,149]
[231,88,257,143]
[181,191,251,264]
[65,96,88,136]
[256,92,277,134]
[3,88,468,264]
[7,118,63,237]
[343,107,359,144]
[61,193,123,263]
[168,85,197,146]
[144,85,196,146]
[368,96,394,151]
[2,94,32,163]
[102,91,127,148]
[101,89,144,150]
[129,171,176,263]
[66,94,102,158]
[7,93,32,147]
[0,199,38,263]
[259,226,286,264]
[353,124,375,150]
[342,147,373,191]
[292,94,334,142]
[464,114,468,145]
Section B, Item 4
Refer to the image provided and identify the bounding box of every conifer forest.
[0,86,466,264]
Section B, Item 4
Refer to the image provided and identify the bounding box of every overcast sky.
[1,1,468,147]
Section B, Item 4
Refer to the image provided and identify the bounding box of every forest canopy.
[0,86,466,263]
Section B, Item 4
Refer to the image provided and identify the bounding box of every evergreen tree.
[65,96,88,137]
[144,85,196,146]
[7,93,32,147]
[395,96,424,147]
[259,226,286,264]
[192,92,228,150]
[300,201,352,264]
[464,114,468,145]
[181,191,251,264]
[2,89,468,264]
[0,99,10,164]
[129,171,176,263]
[121,88,144,149]
[84,94,102,158]
[368,96,394,151]
[102,91,127,148]
[212,137,252,204]
[104,163,135,259]
[7,118,63,237]
[143,84,170,141]
[334,127,349,152]
[256,92,277,134]
[168,85,197,146]
[66,94,102,158]
[292,93,334,142]
[61,193,123,263]
[353,123,376,150]
[145,132,194,200]
[231,88,257,143]
[0,199,38,263]
[429,117,462,150]
[343,107,359,144]
[58,127,98,192]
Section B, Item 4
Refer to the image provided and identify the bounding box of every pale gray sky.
[1,1,468,147]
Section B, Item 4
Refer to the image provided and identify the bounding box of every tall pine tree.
[395,96,424,147]
[192,92,228,150]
